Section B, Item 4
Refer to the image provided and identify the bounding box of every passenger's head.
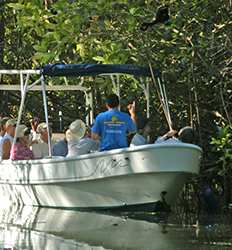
[15,124,31,145]
[0,117,10,135]
[66,119,86,142]
[178,126,194,143]
[37,122,52,143]
[105,94,119,109]
[5,118,17,137]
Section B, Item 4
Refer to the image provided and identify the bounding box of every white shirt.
[67,137,99,157]
[31,138,54,159]
[155,137,181,144]
[130,133,147,147]
[0,133,13,159]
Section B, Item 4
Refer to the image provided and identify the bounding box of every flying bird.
[140,6,169,31]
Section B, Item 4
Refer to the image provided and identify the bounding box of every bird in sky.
[140,6,170,31]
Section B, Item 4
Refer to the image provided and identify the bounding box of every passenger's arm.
[160,130,178,141]
[91,132,100,140]
[2,140,11,160]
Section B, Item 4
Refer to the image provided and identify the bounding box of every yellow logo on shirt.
[111,116,118,122]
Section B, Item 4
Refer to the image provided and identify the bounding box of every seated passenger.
[130,116,151,146]
[178,126,194,143]
[0,117,10,139]
[52,130,68,157]
[30,116,40,140]
[32,122,54,159]
[10,125,34,160]
[155,126,194,144]
[0,118,17,160]
[66,119,99,157]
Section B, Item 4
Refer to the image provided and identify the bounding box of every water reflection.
[0,205,231,250]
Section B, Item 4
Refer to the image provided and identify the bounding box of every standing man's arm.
[91,116,101,141]
[91,132,99,140]
[127,101,136,124]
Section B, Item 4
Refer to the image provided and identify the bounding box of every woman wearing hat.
[0,118,17,160]
[10,124,34,161]
[66,119,99,157]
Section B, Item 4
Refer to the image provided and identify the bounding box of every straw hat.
[66,119,86,141]
[15,124,28,138]
[5,118,17,128]
[36,122,48,133]
[0,117,10,127]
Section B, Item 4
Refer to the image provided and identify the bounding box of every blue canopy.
[42,64,160,77]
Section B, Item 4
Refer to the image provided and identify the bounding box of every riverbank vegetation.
[0,0,231,208]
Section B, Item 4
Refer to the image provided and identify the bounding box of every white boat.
[0,64,202,210]
[0,143,201,209]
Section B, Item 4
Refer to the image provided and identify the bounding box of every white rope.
[148,63,172,130]
[157,77,172,130]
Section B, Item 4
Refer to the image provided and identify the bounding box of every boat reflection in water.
[0,205,178,250]
[0,205,231,250]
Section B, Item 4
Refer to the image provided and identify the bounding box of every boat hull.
[0,144,202,209]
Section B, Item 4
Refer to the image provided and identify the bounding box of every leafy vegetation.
[0,0,232,204]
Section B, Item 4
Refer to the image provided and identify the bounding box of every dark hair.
[178,126,194,143]
[106,94,119,108]
[24,128,31,136]
[137,116,150,130]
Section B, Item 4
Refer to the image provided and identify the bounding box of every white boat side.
[0,143,202,209]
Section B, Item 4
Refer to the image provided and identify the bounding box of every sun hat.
[5,118,17,128]
[66,119,86,141]
[36,122,48,133]
[15,124,28,138]
[0,117,10,127]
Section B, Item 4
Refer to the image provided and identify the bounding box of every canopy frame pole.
[12,73,30,152]
[27,77,44,91]
[85,89,94,126]
[110,75,121,110]
[89,90,93,125]
[162,80,172,126]
[41,75,52,157]
[138,77,150,119]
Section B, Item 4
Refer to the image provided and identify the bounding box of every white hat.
[66,119,86,141]
[36,122,48,133]
[15,124,28,138]
[5,118,17,128]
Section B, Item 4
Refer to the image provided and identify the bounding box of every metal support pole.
[59,111,63,132]
[146,79,150,118]
[110,75,120,110]
[12,75,29,148]
[85,91,90,126]
[41,75,52,157]
[89,91,94,125]
[138,78,150,118]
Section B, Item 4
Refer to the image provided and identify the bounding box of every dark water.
[0,205,231,250]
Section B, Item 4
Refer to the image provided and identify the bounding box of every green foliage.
[211,125,232,176]
[0,0,232,146]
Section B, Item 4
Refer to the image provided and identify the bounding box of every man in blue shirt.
[91,94,136,151]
